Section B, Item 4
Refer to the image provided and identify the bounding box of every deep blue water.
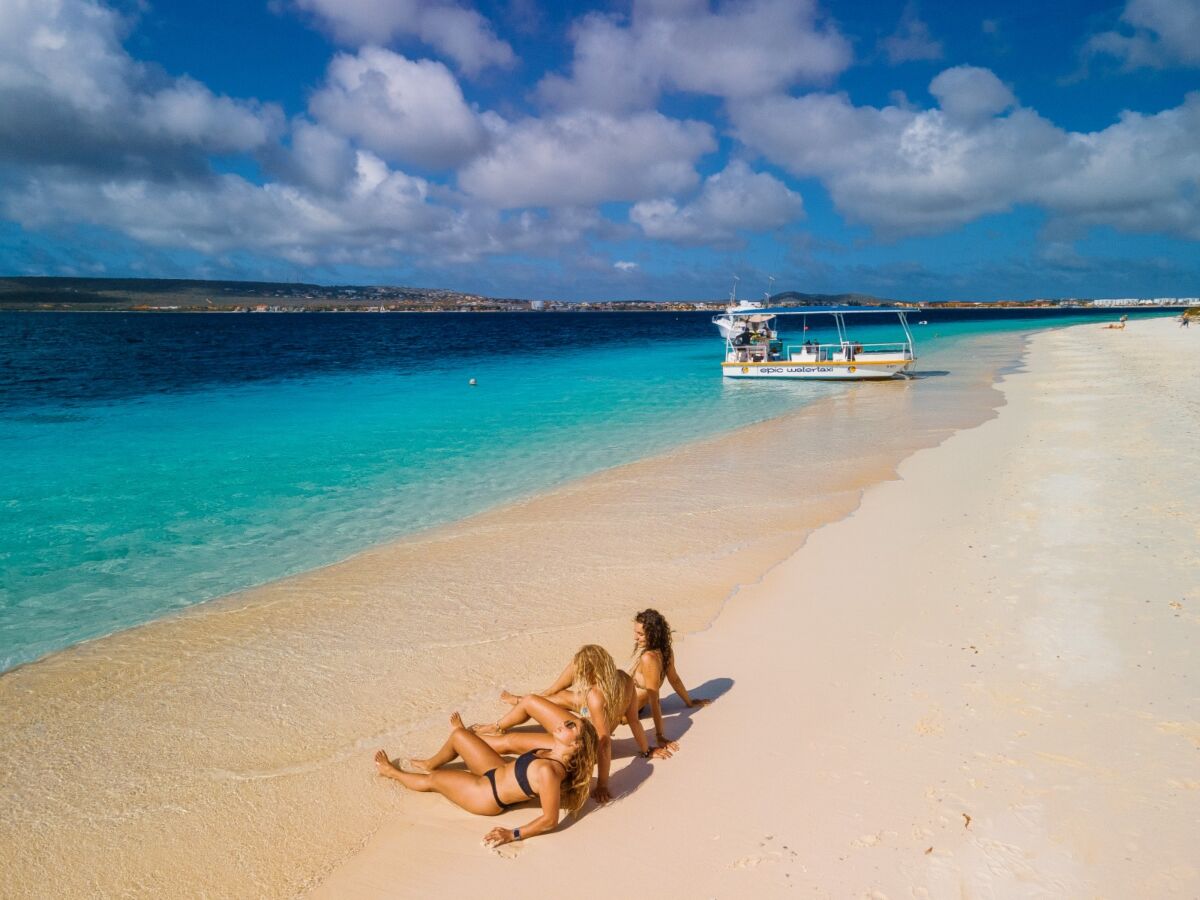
[0,306,1174,671]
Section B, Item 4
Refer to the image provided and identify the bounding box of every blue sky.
[0,0,1197,301]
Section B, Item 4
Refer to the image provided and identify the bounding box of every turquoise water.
[0,308,1172,671]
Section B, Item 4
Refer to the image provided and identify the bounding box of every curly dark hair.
[634,608,673,669]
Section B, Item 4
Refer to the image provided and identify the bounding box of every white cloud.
[276,120,358,194]
[0,0,635,272]
[4,152,439,261]
[0,0,281,173]
[309,48,486,170]
[138,77,277,153]
[1085,0,1200,69]
[288,0,514,75]
[631,160,803,243]
[929,66,1015,123]
[1036,95,1200,237]
[458,110,716,208]
[731,70,1200,239]
[537,0,851,113]
[614,260,639,271]
[3,138,625,270]
[880,4,943,64]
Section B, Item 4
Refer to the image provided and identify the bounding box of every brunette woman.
[630,608,712,748]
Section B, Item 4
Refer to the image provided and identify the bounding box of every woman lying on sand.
[474,644,670,803]
[630,608,712,747]
[374,698,598,848]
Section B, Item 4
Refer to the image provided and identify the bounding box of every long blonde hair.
[559,719,599,815]
[572,644,628,728]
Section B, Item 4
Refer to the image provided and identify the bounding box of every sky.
[0,0,1197,301]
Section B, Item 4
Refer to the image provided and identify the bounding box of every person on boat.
[629,608,712,749]
[473,644,671,804]
[374,700,598,848]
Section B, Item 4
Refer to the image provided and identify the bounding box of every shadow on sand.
[906,369,950,379]
[604,676,735,802]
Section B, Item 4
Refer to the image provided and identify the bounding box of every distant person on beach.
[473,644,671,803]
[374,700,597,848]
[630,609,712,749]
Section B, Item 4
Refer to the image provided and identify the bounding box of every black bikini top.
[514,749,565,798]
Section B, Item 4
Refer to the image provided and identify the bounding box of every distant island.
[0,276,1194,312]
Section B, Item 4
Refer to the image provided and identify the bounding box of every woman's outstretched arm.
[588,686,613,803]
[665,659,711,708]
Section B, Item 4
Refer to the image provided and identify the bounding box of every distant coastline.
[1,276,1195,313]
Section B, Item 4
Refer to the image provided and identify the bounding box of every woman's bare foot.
[470,721,505,735]
[374,750,400,777]
[400,757,432,774]
[499,690,520,705]
[450,711,466,730]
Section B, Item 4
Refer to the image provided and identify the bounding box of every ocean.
[0,306,1171,672]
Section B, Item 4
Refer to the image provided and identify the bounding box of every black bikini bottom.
[485,768,516,811]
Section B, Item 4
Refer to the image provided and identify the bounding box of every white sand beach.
[313,317,1199,898]
[3,317,1195,898]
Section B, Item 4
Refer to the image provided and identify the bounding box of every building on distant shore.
[1091,297,1197,306]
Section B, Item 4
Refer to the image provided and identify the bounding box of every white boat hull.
[721,360,914,380]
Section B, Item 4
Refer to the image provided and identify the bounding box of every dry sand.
[313,317,1199,899]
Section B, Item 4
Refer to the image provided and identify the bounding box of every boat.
[718,306,917,380]
[712,276,772,340]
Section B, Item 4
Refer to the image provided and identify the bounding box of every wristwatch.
[513,827,522,841]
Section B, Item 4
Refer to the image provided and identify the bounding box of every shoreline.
[2,328,1037,897]
[313,316,1198,897]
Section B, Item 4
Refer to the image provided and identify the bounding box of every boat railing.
[785,340,911,362]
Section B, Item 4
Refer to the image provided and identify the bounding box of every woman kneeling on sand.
[630,608,712,747]
[474,644,671,804]
[374,697,598,848]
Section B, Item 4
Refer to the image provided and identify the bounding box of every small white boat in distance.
[720,306,917,380]
[712,276,771,340]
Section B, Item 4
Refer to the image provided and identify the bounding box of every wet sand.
[313,316,1199,898]
[0,331,1015,897]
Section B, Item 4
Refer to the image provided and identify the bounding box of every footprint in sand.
[486,841,524,860]
[731,851,782,869]
[731,838,800,869]
[915,713,944,736]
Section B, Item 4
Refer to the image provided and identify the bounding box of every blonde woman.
[374,698,597,847]
[475,644,671,804]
